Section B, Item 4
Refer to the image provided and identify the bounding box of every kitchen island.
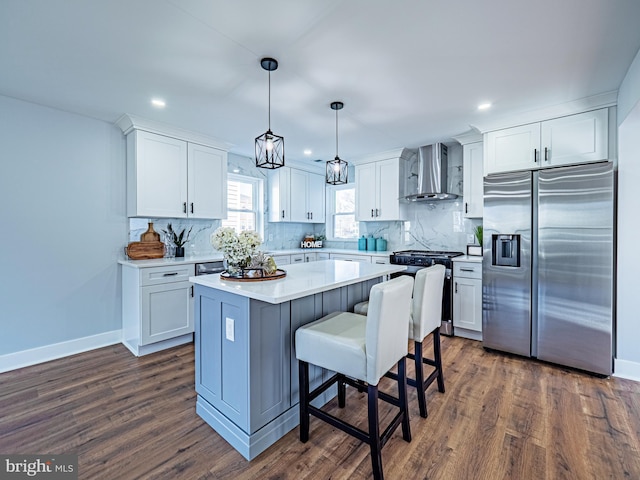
[189,260,406,460]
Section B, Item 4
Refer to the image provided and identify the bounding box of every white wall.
[616,47,640,380]
[0,95,127,358]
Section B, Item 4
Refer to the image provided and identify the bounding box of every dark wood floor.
[1,336,639,479]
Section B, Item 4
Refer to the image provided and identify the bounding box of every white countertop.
[118,253,225,268]
[189,260,406,304]
[453,255,483,263]
[118,248,392,268]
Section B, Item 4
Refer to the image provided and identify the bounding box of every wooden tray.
[220,269,286,282]
[126,241,165,260]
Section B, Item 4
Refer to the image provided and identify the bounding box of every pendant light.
[255,57,285,169]
[326,101,348,185]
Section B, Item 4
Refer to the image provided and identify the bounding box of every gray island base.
[190,260,406,460]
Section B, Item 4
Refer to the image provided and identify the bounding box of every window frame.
[223,173,264,239]
[326,183,359,241]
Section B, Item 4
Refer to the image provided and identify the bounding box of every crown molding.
[115,114,232,151]
[451,128,483,145]
[351,147,414,165]
[469,90,618,134]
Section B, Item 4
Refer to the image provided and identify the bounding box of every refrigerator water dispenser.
[492,234,520,267]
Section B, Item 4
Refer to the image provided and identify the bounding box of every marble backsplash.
[128,150,482,257]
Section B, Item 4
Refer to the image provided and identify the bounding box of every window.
[222,174,264,237]
[327,184,359,240]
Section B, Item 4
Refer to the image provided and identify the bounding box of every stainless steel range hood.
[404,143,458,201]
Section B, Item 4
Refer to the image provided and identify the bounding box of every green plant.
[474,225,483,245]
[162,223,193,247]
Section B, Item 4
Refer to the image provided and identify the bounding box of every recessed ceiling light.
[478,102,492,110]
[151,98,166,108]
[303,149,312,156]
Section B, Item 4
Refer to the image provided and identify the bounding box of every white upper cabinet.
[540,109,608,167]
[355,156,406,221]
[485,108,608,174]
[269,166,325,223]
[269,165,291,221]
[462,141,484,218]
[127,130,188,218]
[486,123,540,174]
[187,143,227,219]
[125,130,227,218]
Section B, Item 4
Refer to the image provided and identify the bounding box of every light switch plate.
[225,317,235,342]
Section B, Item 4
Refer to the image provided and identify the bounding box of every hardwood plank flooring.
[1,337,639,479]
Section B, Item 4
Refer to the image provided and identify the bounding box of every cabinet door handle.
[183,202,187,213]
[544,147,549,161]
[465,203,468,214]
[455,282,458,293]
[460,268,474,272]
[371,209,374,218]
[282,210,285,219]
[375,208,379,217]
[190,285,194,297]
[190,202,194,214]
[534,149,538,163]
[163,272,179,277]
[310,212,313,220]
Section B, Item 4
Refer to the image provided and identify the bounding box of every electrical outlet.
[467,234,476,244]
[225,317,235,342]
[268,234,273,242]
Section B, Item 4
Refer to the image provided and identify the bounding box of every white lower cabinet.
[453,261,482,341]
[329,253,372,263]
[371,256,390,264]
[271,255,291,266]
[122,263,195,356]
[290,254,305,264]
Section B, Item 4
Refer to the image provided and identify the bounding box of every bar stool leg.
[367,384,383,480]
[397,357,411,442]
[433,329,445,393]
[338,374,346,408]
[299,360,310,442]
[413,340,428,418]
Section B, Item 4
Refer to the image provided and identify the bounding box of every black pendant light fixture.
[326,101,348,185]
[255,57,285,169]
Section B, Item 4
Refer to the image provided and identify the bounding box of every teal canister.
[376,237,387,251]
[366,235,376,251]
[358,235,367,251]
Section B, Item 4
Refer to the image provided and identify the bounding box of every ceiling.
[2,0,640,164]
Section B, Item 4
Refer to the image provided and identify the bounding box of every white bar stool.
[295,275,414,480]
[354,264,446,418]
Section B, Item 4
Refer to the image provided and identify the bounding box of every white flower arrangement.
[210,227,262,270]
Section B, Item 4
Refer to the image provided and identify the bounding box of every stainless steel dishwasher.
[195,261,225,276]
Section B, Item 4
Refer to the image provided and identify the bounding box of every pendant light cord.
[335,107,339,158]
[267,70,271,131]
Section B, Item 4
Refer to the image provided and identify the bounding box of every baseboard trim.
[0,330,122,373]
[614,358,640,383]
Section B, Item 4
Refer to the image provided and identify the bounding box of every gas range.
[389,249,464,336]
[390,250,464,267]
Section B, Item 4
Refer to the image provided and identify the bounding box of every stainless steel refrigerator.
[482,161,614,375]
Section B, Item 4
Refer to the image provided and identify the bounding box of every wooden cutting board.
[140,222,161,242]
[126,241,165,260]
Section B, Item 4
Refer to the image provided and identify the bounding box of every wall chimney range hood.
[404,143,458,201]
